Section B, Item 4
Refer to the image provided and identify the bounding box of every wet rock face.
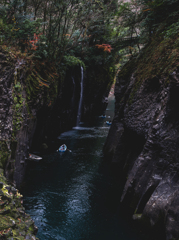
[0,51,82,187]
[0,49,36,188]
[30,67,81,150]
[0,52,14,142]
[104,68,179,239]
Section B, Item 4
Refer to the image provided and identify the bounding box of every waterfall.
[71,77,76,105]
[76,66,84,126]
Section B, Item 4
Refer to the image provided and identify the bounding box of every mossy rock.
[0,172,38,239]
[0,141,10,169]
[0,216,15,230]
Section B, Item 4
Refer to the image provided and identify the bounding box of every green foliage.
[0,169,37,238]
[164,21,179,39]
[2,0,179,114]
[63,55,86,69]
[117,9,179,105]
[0,1,39,50]
[33,35,48,59]
[1,0,179,67]
[0,0,120,68]
[25,61,59,109]
[12,18,39,51]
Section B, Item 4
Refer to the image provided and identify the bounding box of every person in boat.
[61,144,66,150]
[106,120,112,125]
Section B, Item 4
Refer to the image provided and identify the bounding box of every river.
[22,94,148,240]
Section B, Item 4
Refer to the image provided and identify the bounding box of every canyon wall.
[104,54,179,239]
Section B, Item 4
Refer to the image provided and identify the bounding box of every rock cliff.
[0,48,39,238]
[104,37,179,239]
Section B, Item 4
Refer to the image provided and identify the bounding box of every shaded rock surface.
[104,60,179,240]
[83,65,114,119]
[30,67,82,150]
[0,48,37,188]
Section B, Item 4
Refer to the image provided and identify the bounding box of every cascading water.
[76,66,84,126]
[71,77,76,105]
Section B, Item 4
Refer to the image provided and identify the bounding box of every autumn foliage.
[29,33,41,50]
[24,33,42,51]
[95,44,112,53]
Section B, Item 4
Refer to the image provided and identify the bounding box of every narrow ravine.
[22,93,148,240]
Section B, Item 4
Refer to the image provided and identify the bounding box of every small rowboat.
[106,121,112,126]
[99,115,106,118]
[58,144,67,152]
[29,154,42,161]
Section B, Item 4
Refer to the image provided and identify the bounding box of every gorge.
[0,46,113,239]
[1,0,179,239]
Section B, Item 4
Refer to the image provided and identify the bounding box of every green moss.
[118,58,136,80]
[0,216,14,230]
[25,61,59,109]
[0,141,10,169]
[12,77,25,137]
[133,213,142,220]
[128,78,142,106]
[63,55,86,69]
[117,20,179,106]
[135,32,179,82]
[0,171,38,238]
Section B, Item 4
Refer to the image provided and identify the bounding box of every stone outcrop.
[0,48,39,238]
[0,48,37,188]
[104,56,179,239]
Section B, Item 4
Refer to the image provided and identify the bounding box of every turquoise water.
[22,96,147,240]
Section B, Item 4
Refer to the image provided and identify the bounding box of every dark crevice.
[166,85,179,125]
[136,184,158,214]
[144,77,160,93]
[118,127,146,174]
